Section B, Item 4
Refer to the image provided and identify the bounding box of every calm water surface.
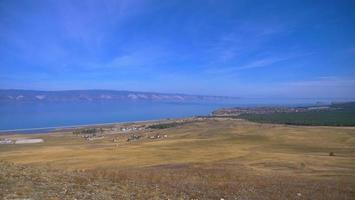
[0,99,326,132]
[0,101,228,131]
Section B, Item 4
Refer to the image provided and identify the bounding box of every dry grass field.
[1,118,355,199]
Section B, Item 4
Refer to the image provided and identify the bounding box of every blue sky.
[1,0,355,98]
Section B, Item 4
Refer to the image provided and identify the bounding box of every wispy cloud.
[1,0,354,99]
[286,77,355,87]
[0,0,153,69]
[267,77,355,99]
[78,45,171,72]
[236,56,291,70]
[205,53,312,75]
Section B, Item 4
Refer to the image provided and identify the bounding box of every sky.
[0,0,355,99]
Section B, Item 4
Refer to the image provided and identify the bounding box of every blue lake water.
[0,101,230,132]
[0,99,328,132]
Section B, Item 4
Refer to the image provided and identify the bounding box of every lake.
[0,99,327,132]
[0,101,231,132]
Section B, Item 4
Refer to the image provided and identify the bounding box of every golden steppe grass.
[1,119,354,173]
[1,118,355,199]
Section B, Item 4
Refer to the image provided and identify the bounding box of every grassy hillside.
[1,119,355,199]
[239,102,355,126]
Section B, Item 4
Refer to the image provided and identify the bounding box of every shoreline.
[0,117,192,134]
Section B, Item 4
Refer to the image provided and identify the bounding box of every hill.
[0,89,239,103]
[1,118,354,199]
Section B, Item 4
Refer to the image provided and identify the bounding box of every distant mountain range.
[0,89,239,103]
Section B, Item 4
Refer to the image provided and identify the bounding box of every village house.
[127,134,142,142]
[149,134,168,139]
[0,138,13,144]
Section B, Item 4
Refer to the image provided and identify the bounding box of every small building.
[0,139,13,144]
[149,134,163,139]
[127,134,142,142]
[15,138,43,144]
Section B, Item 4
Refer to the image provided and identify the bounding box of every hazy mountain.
[0,89,239,103]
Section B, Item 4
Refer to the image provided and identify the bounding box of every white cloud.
[205,56,294,75]
[271,77,355,99]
